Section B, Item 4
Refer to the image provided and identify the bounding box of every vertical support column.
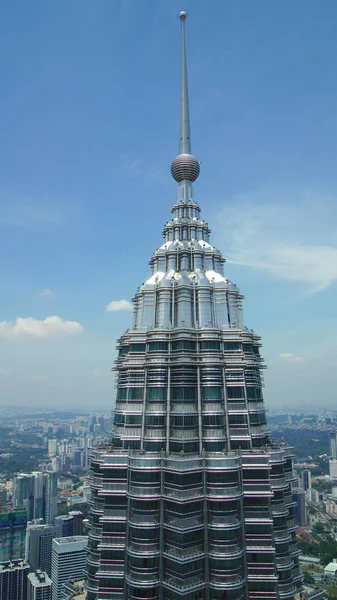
[159,450,165,600]
[211,282,216,327]
[238,452,250,600]
[166,366,171,454]
[202,450,210,600]
[192,277,197,328]
[197,363,203,454]
[171,281,175,328]
[222,366,231,451]
[243,368,253,450]
[152,286,157,328]
[124,453,131,599]
[140,368,147,451]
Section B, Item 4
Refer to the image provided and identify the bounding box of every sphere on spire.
[171,153,200,183]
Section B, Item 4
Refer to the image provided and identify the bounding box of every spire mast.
[179,11,191,155]
[171,11,200,196]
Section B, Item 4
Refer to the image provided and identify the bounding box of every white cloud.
[0,316,83,338]
[212,190,337,292]
[279,352,305,364]
[106,299,133,312]
[40,288,55,298]
[0,369,10,376]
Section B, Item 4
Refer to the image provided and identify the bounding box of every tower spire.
[179,11,191,155]
[171,11,200,195]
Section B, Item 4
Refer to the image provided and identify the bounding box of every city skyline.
[0,0,336,410]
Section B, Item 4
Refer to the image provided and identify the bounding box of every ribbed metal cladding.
[171,153,200,183]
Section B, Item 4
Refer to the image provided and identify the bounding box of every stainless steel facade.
[86,12,302,600]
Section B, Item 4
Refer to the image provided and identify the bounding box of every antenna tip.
[179,11,187,20]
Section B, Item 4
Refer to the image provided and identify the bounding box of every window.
[170,414,198,428]
[131,471,160,483]
[226,386,244,399]
[145,415,166,427]
[200,341,221,350]
[249,412,266,425]
[125,414,142,425]
[223,342,241,351]
[147,387,167,400]
[114,414,125,425]
[243,344,260,355]
[204,441,227,452]
[202,386,222,399]
[172,340,196,351]
[144,441,164,452]
[129,343,146,352]
[148,341,168,351]
[129,388,144,400]
[118,346,129,356]
[228,414,247,425]
[165,472,202,487]
[116,388,127,400]
[207,471,239,485]
[246,387,263,400]
[203,414,225,427]
[171,387,196,400]
[170,441,199,453]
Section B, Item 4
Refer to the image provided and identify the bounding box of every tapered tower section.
[86,13,302,600]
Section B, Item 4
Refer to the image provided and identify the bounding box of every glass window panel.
[118,346,129,355]
[147,387,167,400]
[125,414,142,425]
[200,341,221,350]
[223,342,241,351]
[129,343,146,352]
[226,386,245,399]
[172,340,196,351]
[246,387,263,399]
[202,387,222,399]
[171,387,196,400]
[129,387,144,400]
[148,342,168,351]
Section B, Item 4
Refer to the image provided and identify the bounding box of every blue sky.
[0,0,336,410]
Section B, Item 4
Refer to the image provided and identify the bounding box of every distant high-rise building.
[73,449,84,469]
[27,570,52,600]
[48,440,57,458]
[51,537,87,600]
[0,489,7,508]
[55,512,83,538]
[25,524,61,576]
[12,472,58,524]
[292,488,307,526]
[302,469,312,492]
[12,473,34,512]
[0,560,30,600]
[329,460,337,479]
[330,432,337,459]
[0,507,27,562]
[44,472,58,525]
[85,12,302,600]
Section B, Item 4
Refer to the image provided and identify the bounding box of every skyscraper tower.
[86,13,302,600]
[330,431,337,459]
